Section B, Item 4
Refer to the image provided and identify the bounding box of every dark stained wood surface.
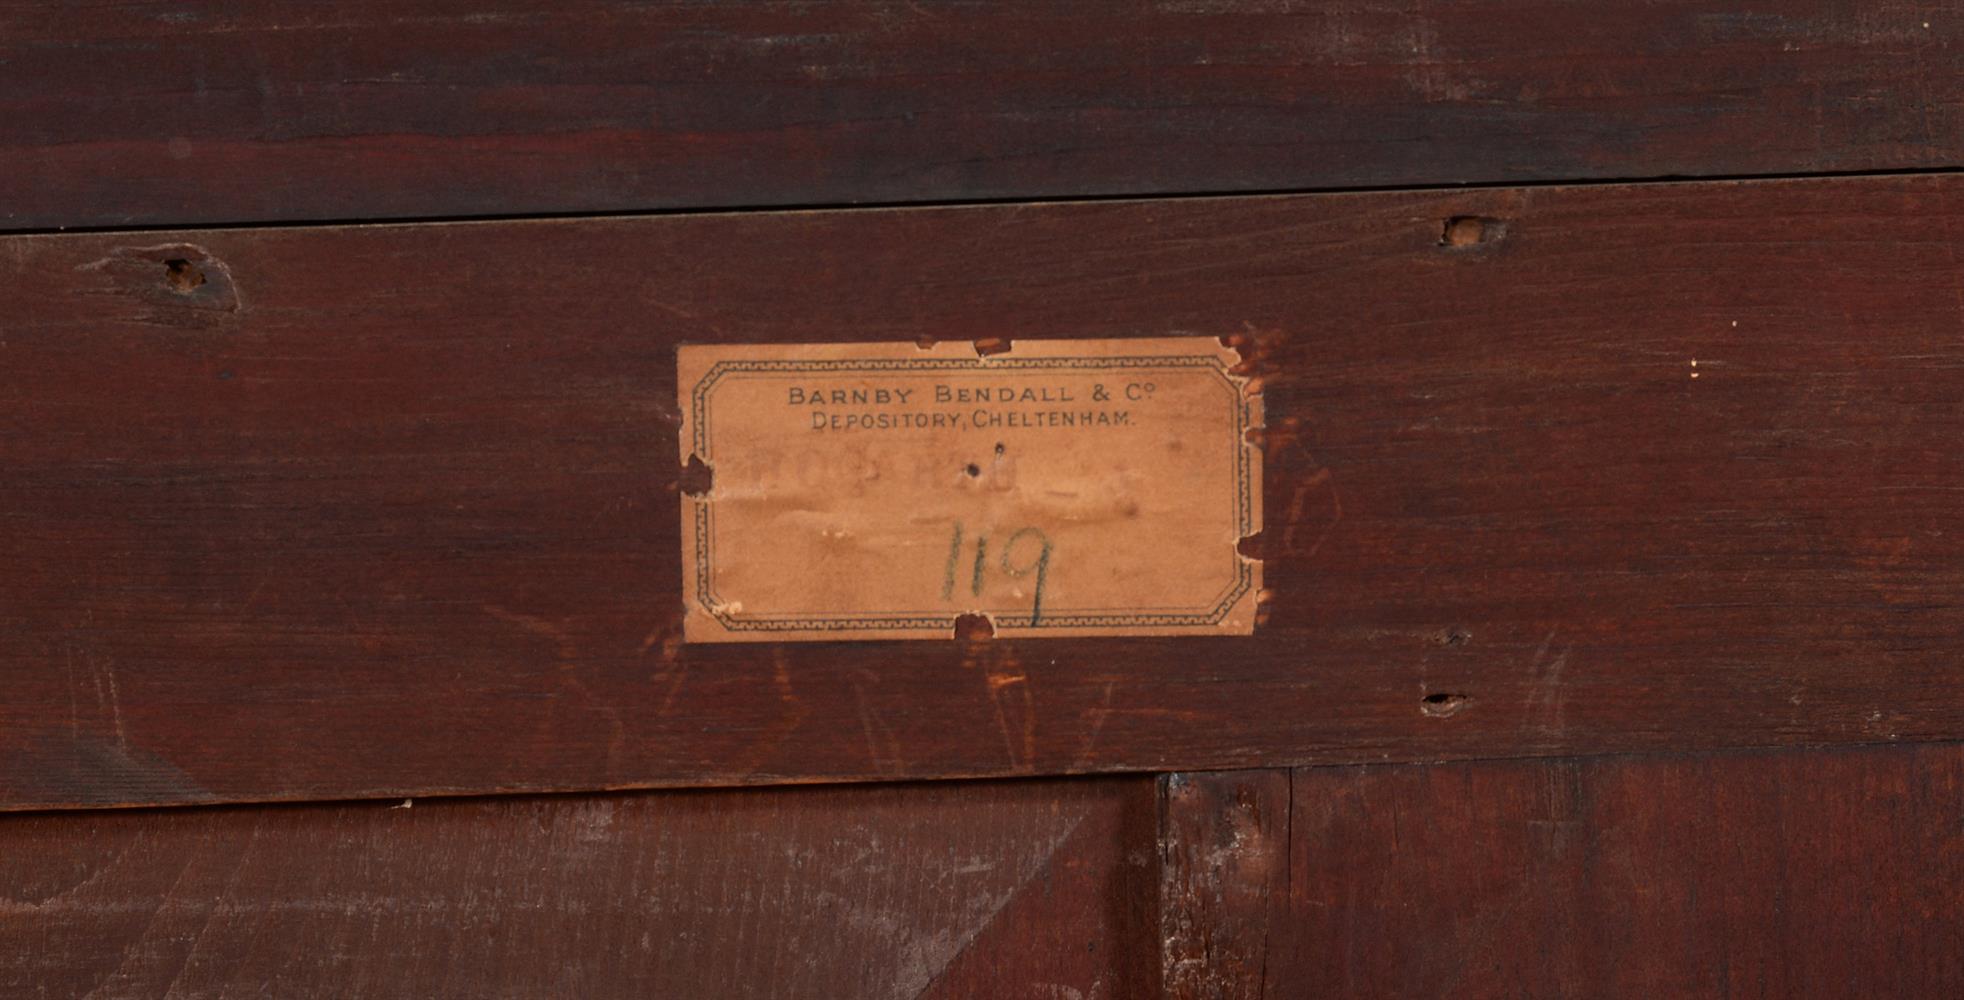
[1274,745,1964,998]
[5,1,1963,230]
[1,776,1160,999]
[15,746,1963,998]
[1159,771,1290,1000]
[11,174,1964,807]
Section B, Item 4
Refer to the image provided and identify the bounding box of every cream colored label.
[679,338,1261,642]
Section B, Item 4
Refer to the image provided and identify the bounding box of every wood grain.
[0,777,1159,999]
[1275,745,1964,998]
[14,744,1962,997]
[4,0,1962,230]
[1159,771,1290,1000]
[10,174,1964,807]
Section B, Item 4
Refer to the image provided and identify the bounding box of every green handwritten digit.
[1000,527,1053,626]
[941,521,964,600]
[971,534,989,597]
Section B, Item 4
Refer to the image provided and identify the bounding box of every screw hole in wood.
[163,257,206,293]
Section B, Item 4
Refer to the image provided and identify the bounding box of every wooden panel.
[5,0,1963,230]
[0,776,1159,999]
[1275,745,1964,997]
[1159,771,1290,1000]
[11,174,1964,807]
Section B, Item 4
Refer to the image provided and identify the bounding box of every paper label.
[679,338,1262,642]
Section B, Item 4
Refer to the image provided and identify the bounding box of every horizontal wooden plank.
[15,744,1955,996]
[4,1,1963,229]
[1276,744,1964,997]
[8,174,1964,807]
[1,777,1159,998]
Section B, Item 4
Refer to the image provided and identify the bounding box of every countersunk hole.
[1420,692,1471,718]
[163,258,206,293]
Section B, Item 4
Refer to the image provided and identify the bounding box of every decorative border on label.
[690,355,1254,632]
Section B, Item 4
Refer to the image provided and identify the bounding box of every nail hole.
[1440,216,1501,248]
[964,463,982,478]
[679,453,714,496]
[1437,628,1472,647]
[1420,692,1471,717]
[953,613,994,641]
[163,258,206,293]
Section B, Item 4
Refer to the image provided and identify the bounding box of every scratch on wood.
[1268,410,1343,560]
[485,605,579,667]
[1523,631,1572,737]
[639,630,690,717]
[91,848,201,993]
[730,650,810,774]
[488,605,630,777]
[984,668,1036,772]
[62,644,81,744]
[646,297,727,339]
[159,822,261,998]
[850,679,907,777]
[961,644,1036,771]
[910,808,1092,997]
[100,656,127,752]
[1072,681,1117,770]
[637,625,669,655]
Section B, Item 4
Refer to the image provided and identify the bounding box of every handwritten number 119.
[942,522,1053,625]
